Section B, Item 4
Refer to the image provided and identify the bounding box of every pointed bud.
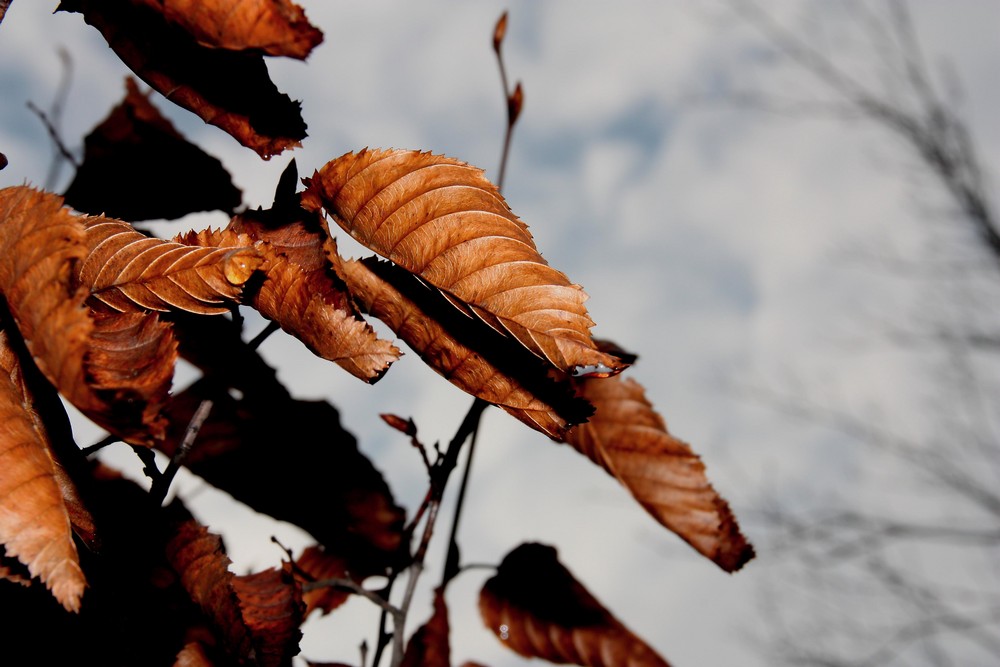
[493,11,508,53]
[508,82,524,125]
[380,413,417,437]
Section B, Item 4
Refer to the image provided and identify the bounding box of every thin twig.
[305,577,403,618]
[80,433,119,457]
[150,399,213,505]
[27,100,78,170]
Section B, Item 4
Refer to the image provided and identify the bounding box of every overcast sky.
[2,1,999,665]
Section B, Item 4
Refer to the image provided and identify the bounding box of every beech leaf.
[81,218,263,315]
[302,148,627,377]
[165,517,256,662]
[401,587,451,667]
[59,0,308,159]
[341,256,594,438]
[563,375,754,572]
[480,543,671,667]
[190,218,400,383]
[63,77,242,222]
[0,329,86,612]
[0,187,166,444]
[134,0,323,58]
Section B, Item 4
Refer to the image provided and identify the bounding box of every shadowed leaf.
[59,0,307,159]
[563,375,754,572]
[302,148,627,377]
[134,0,322,58]
[63,77,242,222]
[0,329,85,612]
[161,378,406,577]
[341,256,594,438]
[0,186,165,444]
[82,218,263,315]
[233,567,305,667]
[480,543,671,667]
[294,545,351,617]
[401,587,450,667]
[166,516,255,662]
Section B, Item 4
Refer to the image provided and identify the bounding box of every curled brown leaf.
[564,375,754,572]
[134,0,323,58]
[82,218,263,315]
[0,329,86,612]
[480,542,671,667]
[341,256,594,438]
[302,148,627,377]
[59,0,308,159]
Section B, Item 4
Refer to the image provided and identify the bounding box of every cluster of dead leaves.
[0,2,753,665]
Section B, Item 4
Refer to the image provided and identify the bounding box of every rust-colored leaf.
[80,218,263,314]
[233,567,305,667]
[294,545,351,616]
[87,308,178,439]
[63,77,242,222]
[341,256,594,438]
[0,329,86,612]
[59,0,308,159]
[302,148,627,377]
[563,375,754,572]
[185,223,399,382]
[480,543,671,667]
[0,187,165,444]
[134,0,323,58]
[401,587,451,667]
[166,517,255,662]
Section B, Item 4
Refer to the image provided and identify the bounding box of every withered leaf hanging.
[302,148,628,378]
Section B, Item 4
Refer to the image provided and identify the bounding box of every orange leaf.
[564,375,754,572]
[480,543,671,667]
[190,222,400,382]
[302,149,628,377]
[0,187,165,443]
[294,545,352,617]
[134,0,323,58]
[81,218,263,315]
[232,567,305,667]
[401,587,451,667]
[166,517,255,662]
[63,77,242,222]
[341,256,594,438]
[0,329,86,612]
[59,0,307,159]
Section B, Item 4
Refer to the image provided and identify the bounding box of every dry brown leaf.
[294,545,351,616]
[341,256,594,438]
[188,223,399,382]
[302,148,627,377]
[63,77,242,222]
[401,587,451,667]
[134,0,323,58]
[59,0,308,159]
[563,375,754,572]
[480,543,671,667]
[233,567,305,667]
[81,218,263,314]
[0,329,86,612]
[166,517,256,662]
[0,187,166,443]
